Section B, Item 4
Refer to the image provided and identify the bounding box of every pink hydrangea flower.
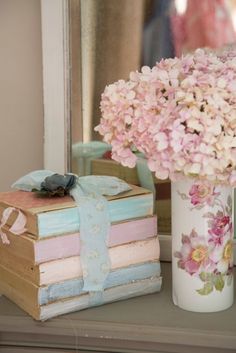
[96,48,236,186]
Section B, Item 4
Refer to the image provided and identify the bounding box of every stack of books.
[91,158,171,234]
[0,184,162,320]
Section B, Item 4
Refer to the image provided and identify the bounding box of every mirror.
[68,0,236,239]
[69,0,236,152]
[40,0,236,258]
[70,0,236,171]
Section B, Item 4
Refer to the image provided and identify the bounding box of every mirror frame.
[41,0,71,174]
[41,0,177,262]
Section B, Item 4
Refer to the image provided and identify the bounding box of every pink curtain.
[171,0,236,56]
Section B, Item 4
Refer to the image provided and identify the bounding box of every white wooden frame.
[40,0,236,264]
[41,0,70,174]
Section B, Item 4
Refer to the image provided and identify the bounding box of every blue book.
[0,262,162,321]
[0,185,153,238]
[39,261,161,305]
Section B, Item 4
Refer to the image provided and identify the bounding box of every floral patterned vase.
[172,178,234,312]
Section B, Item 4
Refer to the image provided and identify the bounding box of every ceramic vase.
[171,178,234,312]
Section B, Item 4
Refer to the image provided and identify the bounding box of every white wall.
[0,0,44,191]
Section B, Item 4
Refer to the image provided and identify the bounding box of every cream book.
[0,237,160,285]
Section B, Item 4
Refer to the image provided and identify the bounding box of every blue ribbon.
[70,186,110,292]
[70,175,131,292]
[12,171,131,295]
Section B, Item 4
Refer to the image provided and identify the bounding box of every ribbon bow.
[12,170,131,295]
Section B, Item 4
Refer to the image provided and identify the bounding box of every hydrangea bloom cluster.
[95,49,236,185]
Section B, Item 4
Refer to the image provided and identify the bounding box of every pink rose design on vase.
[174,229,215,276]
[208,212,232,246]
[189,181,219,207]
[174,228,233,295]
[209,235,234,275]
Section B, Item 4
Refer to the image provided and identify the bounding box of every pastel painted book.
[0,270,162,321]
[0,261,161,307]
[0,237,160,285]
[1,216,157,264]
[0,185,153,238]
[91,159,171,234]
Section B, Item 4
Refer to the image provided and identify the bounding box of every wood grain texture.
[0,348,78,353]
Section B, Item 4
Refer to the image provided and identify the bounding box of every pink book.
[1,216,157,264]
[0,237,160,286]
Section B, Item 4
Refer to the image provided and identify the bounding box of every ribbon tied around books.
[0,207,27,245]
[11,170,132,299]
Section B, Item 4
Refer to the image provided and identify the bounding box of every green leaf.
[216,210,223,217]
[196,282,213,296]
[181,234,190,244]
[174,251,182,258]
[227,274,233,286]
[194,204,204,210]
[227,195,232,208]
[177,262,185,270]
[188,173,199,177]
[202,212,214,219]
[226,206,232,216]
[214,274,225,292]
[177,191,189,200]
[199,272,212,282]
